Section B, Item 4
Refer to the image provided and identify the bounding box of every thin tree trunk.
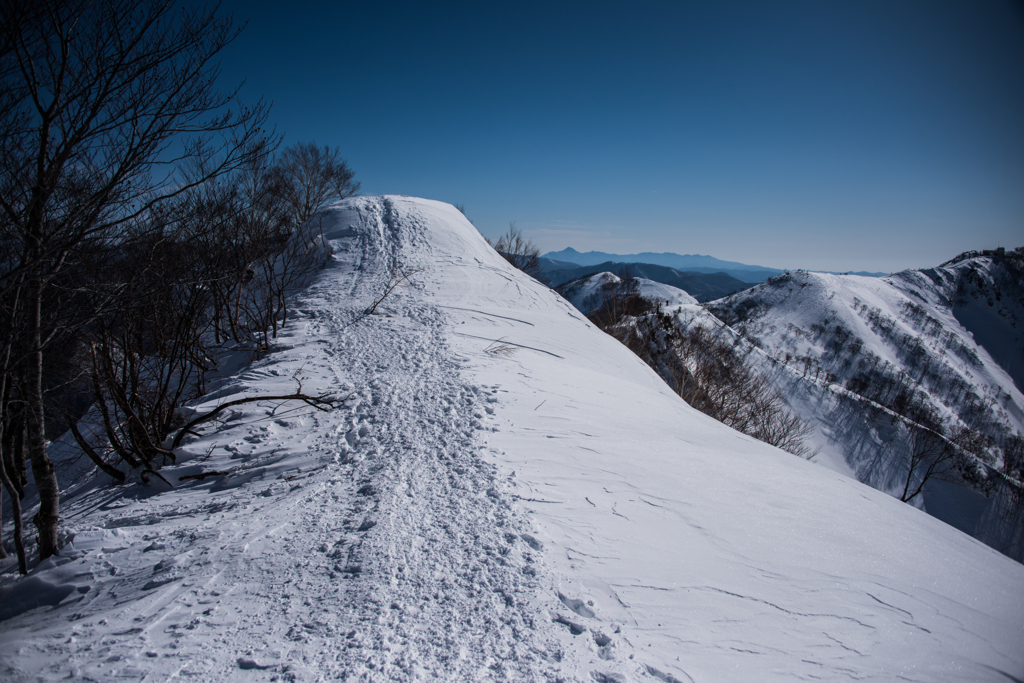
[0,352,9,561]
[26,269,60,560]
[0,483,7,560]
[7,417,27,573]
[0,457,27,574]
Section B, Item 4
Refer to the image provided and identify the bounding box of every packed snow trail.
[1,196,1022,682]
[0,197,575,681]
[291,299,552,680]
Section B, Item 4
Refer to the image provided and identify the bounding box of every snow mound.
[1,197,1022,682]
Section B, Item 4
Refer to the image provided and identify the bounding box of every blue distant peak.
[541,248,784,282]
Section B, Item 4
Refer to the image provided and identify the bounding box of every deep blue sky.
[217,0,1024,272]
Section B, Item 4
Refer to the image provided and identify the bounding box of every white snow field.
[1,196,1023,682]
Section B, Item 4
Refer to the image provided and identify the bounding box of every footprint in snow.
[558,591,596,618]
[237,658,271,670]
[520,533,543,551]
[553,614,586,635]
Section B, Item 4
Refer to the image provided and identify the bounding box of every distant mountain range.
[537,259,752,302]
[542,247,888,282]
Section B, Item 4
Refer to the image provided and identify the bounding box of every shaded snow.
[1,197,1022,682]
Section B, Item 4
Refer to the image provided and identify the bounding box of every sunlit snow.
[1,197,1021,682]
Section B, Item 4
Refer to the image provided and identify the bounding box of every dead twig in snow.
[366,265,421,314]
[484,338,518,356]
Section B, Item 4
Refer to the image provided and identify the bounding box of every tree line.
[1,0,356,573]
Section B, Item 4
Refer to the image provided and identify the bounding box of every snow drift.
[1,197,1022,682]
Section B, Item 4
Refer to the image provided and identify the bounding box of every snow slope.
[1,197,1022,682]
[698,265,1024,558]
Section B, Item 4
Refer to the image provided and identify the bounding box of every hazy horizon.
[538,246,892,274]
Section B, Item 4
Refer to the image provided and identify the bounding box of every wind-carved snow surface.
[1,197,1023,682]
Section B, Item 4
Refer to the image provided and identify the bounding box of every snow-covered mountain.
[2,197,1022,682]
[555,271,697,313]
[653,255,1024,560]
[539,260,752,302]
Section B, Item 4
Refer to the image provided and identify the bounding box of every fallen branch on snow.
[171,386,345,449]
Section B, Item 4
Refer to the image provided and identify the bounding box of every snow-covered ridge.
[2,197,1022,682]
[556,271,697,314]
[699,260,1024,558]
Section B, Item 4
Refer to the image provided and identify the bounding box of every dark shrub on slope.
[587,278,814,458]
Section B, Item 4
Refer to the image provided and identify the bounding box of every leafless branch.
[171,386,346,449]
[366,265,420,314]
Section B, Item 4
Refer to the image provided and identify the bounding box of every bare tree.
[663,324,814,457]
[71,218,218,484]
[590,295,814,458]
[69,179,346,495]
[270,142,359,229]
[0,0,271,562]
[897,422,985,504]
[577,272,656,328]
[220,142,358,345]
[492,222,541,278]
[1004,434,1024,488]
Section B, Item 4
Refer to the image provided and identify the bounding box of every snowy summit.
[1,196,1023,682]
